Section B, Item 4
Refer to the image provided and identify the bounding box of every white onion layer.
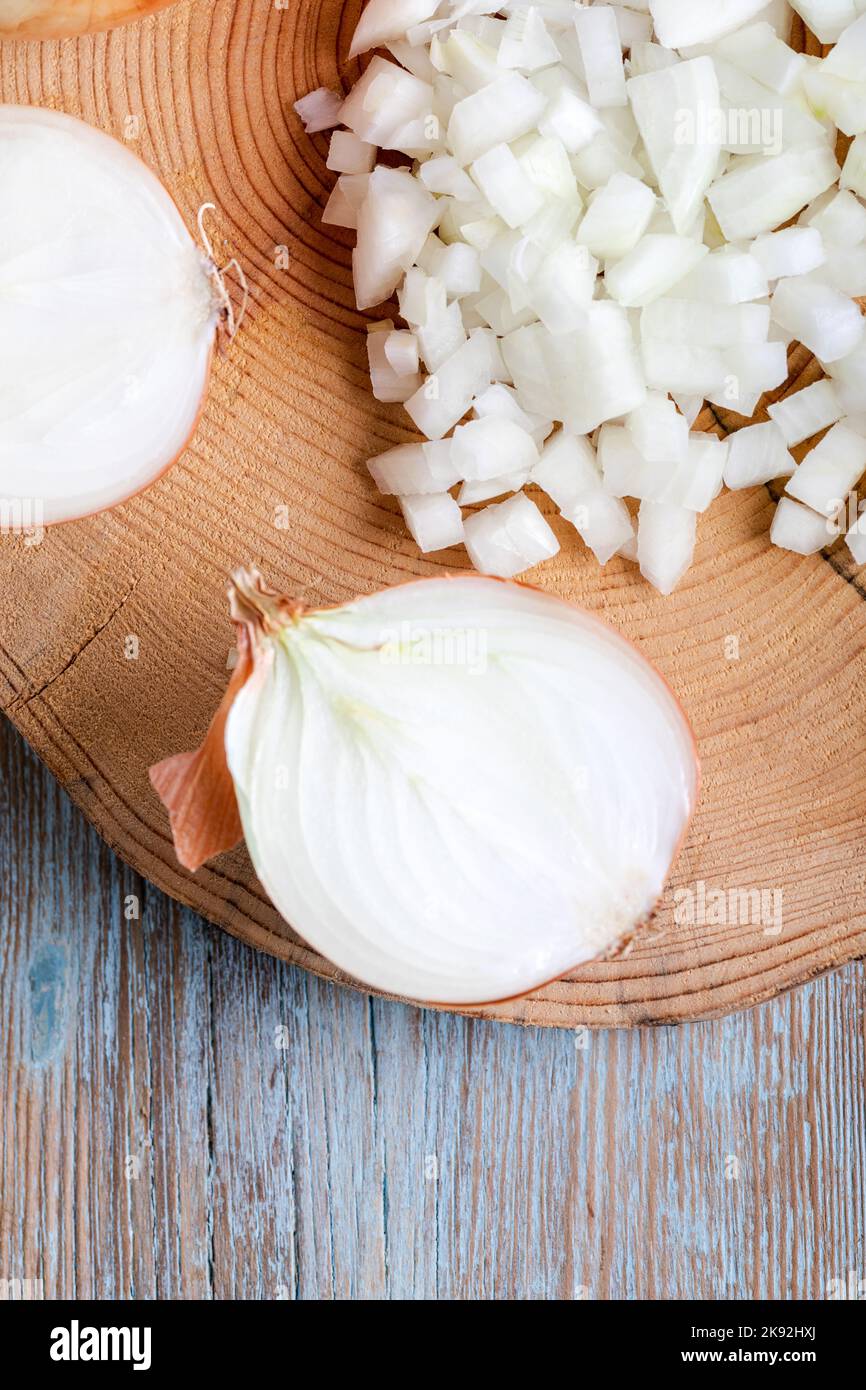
[222,576,698,1004]
[0,106,218,524]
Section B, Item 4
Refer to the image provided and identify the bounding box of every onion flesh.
[400,492,465,551]
[307,1,866,591]
[0,0,177,39]
[724,421,795,488]
[770,496,833,553]
[577,172,657,260]
[708,147,841,242]
[637,500,697,594]
[785,421,866,518]
[627,57,722,235]
[790,0,863,45]
[751,227,826,280]
[463,492,559,576]
[649,0,769,48]
[604,235,708,307]
[574,4,628,109]
[767,379,845,446]
[846,511,866,563]
[150,571,699,1005]
[0,105,219,524]
[770,277,864,363]
[294,89,343,135]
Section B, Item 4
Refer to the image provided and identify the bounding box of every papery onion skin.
[150,569,700,1007]
[150,624,255,874]
[0,1,179,39]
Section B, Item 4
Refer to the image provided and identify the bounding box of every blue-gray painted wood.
[1,717,863,1300]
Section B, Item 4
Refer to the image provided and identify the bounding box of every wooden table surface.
[1,715,863,1301]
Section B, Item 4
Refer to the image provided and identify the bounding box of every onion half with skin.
[0,1,178,39]
[0,105,224,523]
[151,571,699,1006]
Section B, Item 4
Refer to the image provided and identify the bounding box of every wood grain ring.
[1,1,864,1027]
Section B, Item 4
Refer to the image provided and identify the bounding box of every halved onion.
[151,570,699,1006]
[0,1,177,39]
[0,106,226,524]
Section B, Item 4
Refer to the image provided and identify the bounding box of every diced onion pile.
[296,0,866,593]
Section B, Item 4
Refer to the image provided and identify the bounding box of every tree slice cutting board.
[1,0,864,1027]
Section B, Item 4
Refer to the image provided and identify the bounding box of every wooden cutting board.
[1,0,864,1027]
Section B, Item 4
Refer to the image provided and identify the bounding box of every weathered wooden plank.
[1,719,863,1300]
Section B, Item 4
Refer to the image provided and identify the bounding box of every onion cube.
[368,442,460,496]
[447,74,546,167]
[788,1,861,44]
[538,88,603,154]
[573,5,627,109]
[627,57,722,235]
[811,245,866,297]
[323,171,372,229]
[577,172,657,261]
[399,493,464,552]
[566,491,635,565]
[827,336,866,414]
[519,135,578,204]
[722,341,790,399]
[463,492,560,578]
[771,277,864,363]
[724,422,795,489]
[340,59,433,148]
[670,248,768,304]
[640,299,771,348]
[649,0,769,48]
[451,416,539,482]
[354,167,439,309]
[470,144,546,230]
[473,383,550,439]
[327,130,376,175]
[750,227,826,280]
[556,302,648,434]
[367,325,422,403]
[609,4,654,48]
[404,332,493,440]
[666,435,728,512]
[841,134,866,200]
[637,501,697,594]
[768,379,845,446]
[641,340,726,396]
[672,394,704,427]
[707,146,840,242]
[598,424,672,500]
[803,189,866,250]
[525,242,597,335]
[419,155,477,200]
[712,20,806,94]
[415,299,466,373]
[785,422,866,518]
[846,512,866,564]
[629,42,679,77]
[384,331,420,378]
[531,430,601,510]
[605,235,708,307]
[770,496,833,554]
[626,393,689,464]
[498,6,560,72]
[294,88,343,134]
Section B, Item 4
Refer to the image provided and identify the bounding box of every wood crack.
[2,578,140,716]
